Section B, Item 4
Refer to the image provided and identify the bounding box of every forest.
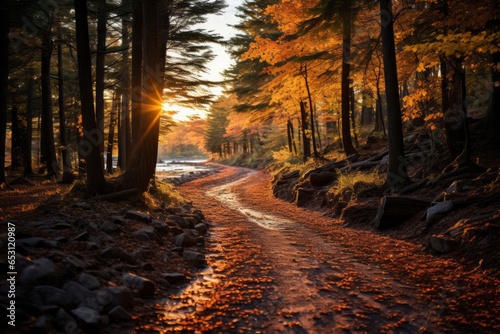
[1,0,499,333]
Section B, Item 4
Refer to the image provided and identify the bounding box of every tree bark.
[58,41,73,181]
[11,106,21,170]
[131,0,142,149]
[74,0,110,195]
[300,100,311,162]
[118,9,131,170]
[96,0,107,170]
[41,28,59,177]
[0,5,8,184]
[106,102,116,174]
[24,69,35,176]
[379,0,411,190]
[120,0,161,193]
[303,64,318,157]
[341,10,357,156]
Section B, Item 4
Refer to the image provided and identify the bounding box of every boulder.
[17,237,58,248]
[122,273,156,296]
[78,273,100,290]
[108,306,131,322]
[63,281,95,306]
[183,251,206,266]
[101,221,121,234]
[430,235,460,254]
[175,233,197,248]
[100,247,137,265]
[152,220,170,235]
[426,201,453,225]
[132,227,163,244]
[34,286,75,309]
[98,286,135,310]
[71,307,100,325]
[194,223,208,235]
[309,171,337,187]
[125,210,151,223]
[161,273,187,284]
[19,258,57,288]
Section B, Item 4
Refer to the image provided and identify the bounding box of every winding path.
[153,166,499,333]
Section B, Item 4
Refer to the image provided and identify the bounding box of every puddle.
[205,172,290,230]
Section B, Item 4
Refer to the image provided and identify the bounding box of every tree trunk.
[131,0,142,149]
[350,85,359,147]
[11,106,21,170]
[287,118,293,153]
[0,6,7,184]
[120,0,161,193]
[303,64,318,157]
[58,42,73,181]
[41,28,59,177]
[482,51,500,145]
[96,0,107,170]
[74,0,110,195]
[300,100,311,162]
[341,10,357,156]
[106,102,116,174]
[24,69,35,176]
[380,0,411,190]
[118,10,131,170]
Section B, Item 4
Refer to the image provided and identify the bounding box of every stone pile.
[0,201,210,333]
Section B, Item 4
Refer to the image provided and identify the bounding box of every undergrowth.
[330,169,384,199]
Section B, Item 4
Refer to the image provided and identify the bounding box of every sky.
[168,0,243,122]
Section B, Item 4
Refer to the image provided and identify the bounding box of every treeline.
[204,0,499,189]
[0,0,225,195]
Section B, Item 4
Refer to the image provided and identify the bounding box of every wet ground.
[147,166,499,333]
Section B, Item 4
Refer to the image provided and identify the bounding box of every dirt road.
[153,166,499,333]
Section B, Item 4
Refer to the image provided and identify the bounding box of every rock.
[34,286,75,308]
[63,282,95,306]
[71,307,100,325]
[175,233,197,248]
[73,231,90,242]
[17,237,58,248]
[73,202,92,210]
[125,210,151,223]
[110,215,126,225]
[282,170,300,179]
[78,273,100,290]
[101,221,121,234]
[100,247,137,265]
[309,172,337,187]
[33,315,55,333]
[183,251,206,266]
[56,308,79,333]
[170,247,183,256]
[122,273,156,296]
[167,214,189,228]
[98,286,135,310]
[430,235,460,253]
[194,223,208,235]
[108,306,131,322]
[19,258,57,287]
[161,273,187,284]
[132,249,155,259]
[74,218,92,230]
[426,201,454,224]
[63,255,86,272]
[152,220,170,235]
[132,227,163,244]
[295,187,316,207]
[51,222,73,230]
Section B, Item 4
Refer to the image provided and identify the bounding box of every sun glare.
[162,102,206,122]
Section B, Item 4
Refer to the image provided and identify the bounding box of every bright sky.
[166,0,243,122]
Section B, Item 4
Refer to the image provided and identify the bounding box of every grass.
[331,169,384,199]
